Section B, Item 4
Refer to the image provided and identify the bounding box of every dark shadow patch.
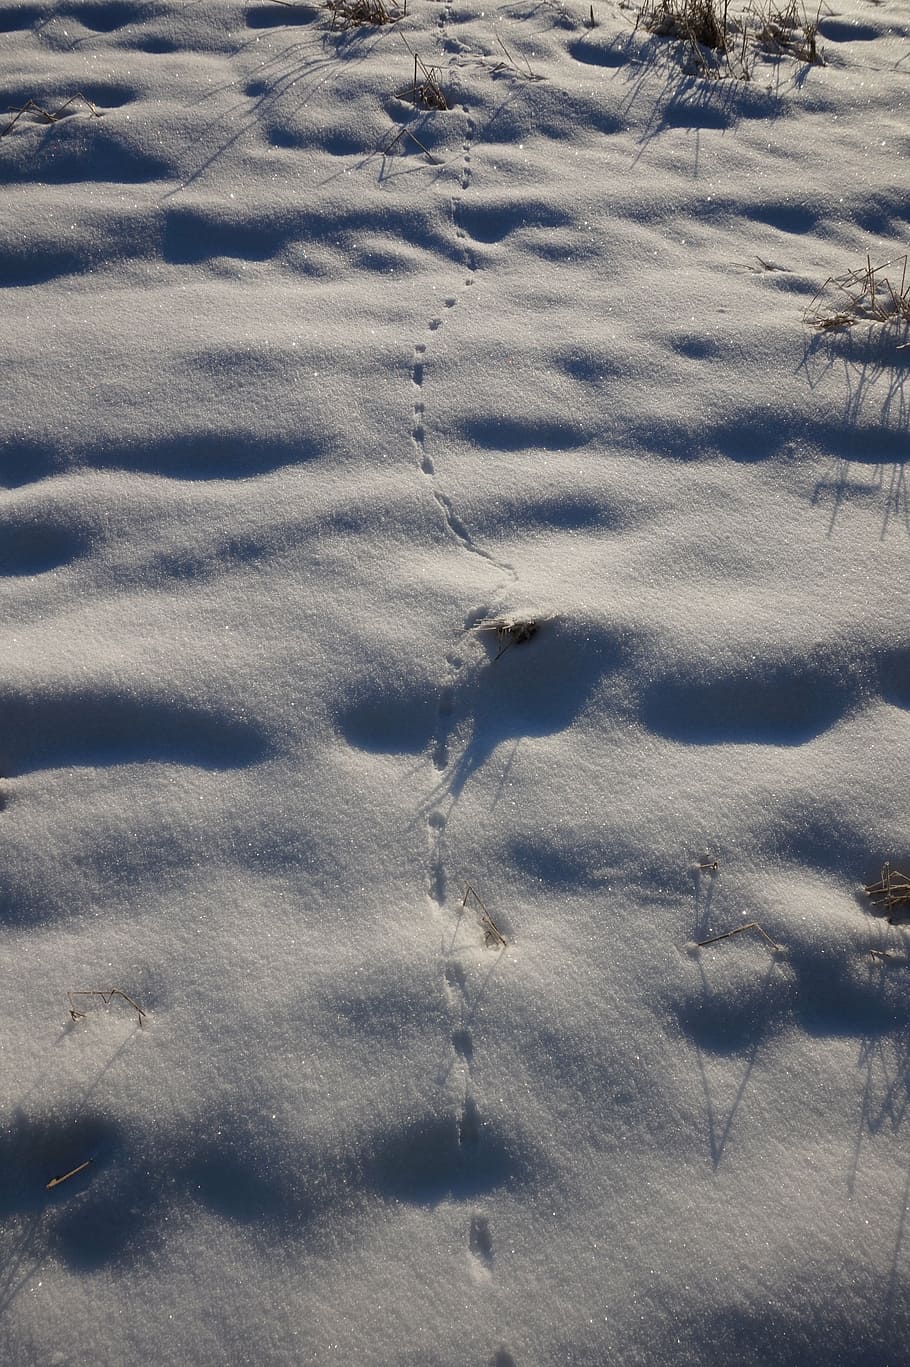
[661,97,731,130]
[674,970,790,1055]
[365,1115,529,1205]
[0,125,170,186]
[92,432,319,480]
[457,199,571,246]
[0,4,46,27]
[509,493,610,532]
[130,33,176,52]
[52,1159,164,1271]
[568,35,628,67]
[449,621,622,797]
[182,1146,315,1229]
[148,534,272,585]
[246,1,315,26]
[761,801,884,885]
[78,83,135,107]
[0,1110,123,1218]
[505,830,633,891]
[162,205,291,265]
[794,421,907,466]
[57,0,136,29]
[706,414,789,462]
[818,18,880,42]
[788,945,910,1039]
[750,200,821,235]
[338,679,439,756]
[669,334,725,361]
[320,973,447,1044]
[59,0,169,28]
[0,439,67,488]
[639,655,857,746]
[876,647,910,711]
[468,492,619,539]
[551,346,623,383]
[456,415,588,452]
[267,126,308,150]
[669,1297,901,1367]
[0,243,94,287]
[0,686,270,774]
[0,519,89,575]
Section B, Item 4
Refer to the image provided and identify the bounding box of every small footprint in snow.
[459,1095,481,1146]
[469,1212,493,1278]
[452,1027,473,1062]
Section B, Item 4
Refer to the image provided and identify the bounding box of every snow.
[2,0,909,1361]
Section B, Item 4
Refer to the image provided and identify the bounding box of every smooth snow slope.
[2,0,910,1362]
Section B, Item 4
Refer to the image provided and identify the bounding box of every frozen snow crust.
[2,0,909,1362]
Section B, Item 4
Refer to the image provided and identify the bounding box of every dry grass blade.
[492,35,545,81]
[865,862,910,922]
[68,987,146,1027]
[694,922,782,953]
[462,883,508,949]
[380,123,443,162]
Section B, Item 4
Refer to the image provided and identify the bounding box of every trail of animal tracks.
[2,0,910,1362]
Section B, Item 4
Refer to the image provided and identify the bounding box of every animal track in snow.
[469,1211,493,1279]
[403,89,523,1281]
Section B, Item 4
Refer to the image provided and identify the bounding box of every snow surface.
[1,0,909,1362]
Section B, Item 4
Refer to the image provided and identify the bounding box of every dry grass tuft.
[753,0,822,63]
[324,0,405,28]
[805,254,910,341]
[476,617,540,660]
[865,862,910,922]
[397,54,449,109]
[637,0,731,54]
[635,0,823,78]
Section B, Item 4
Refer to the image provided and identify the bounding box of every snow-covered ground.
[2,0,909,1361]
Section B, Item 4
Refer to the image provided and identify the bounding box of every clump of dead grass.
[638,0,731,52]
[805,254,910,342]
[324,0,405,29]
[634,0,824,79]
[397,54,449,110]
[752,0,822,63]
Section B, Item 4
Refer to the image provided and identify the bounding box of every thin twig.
[2,92,100,138]
[694,922,781,952]
[68,988,146,1027]
[46,1159,92,1190]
